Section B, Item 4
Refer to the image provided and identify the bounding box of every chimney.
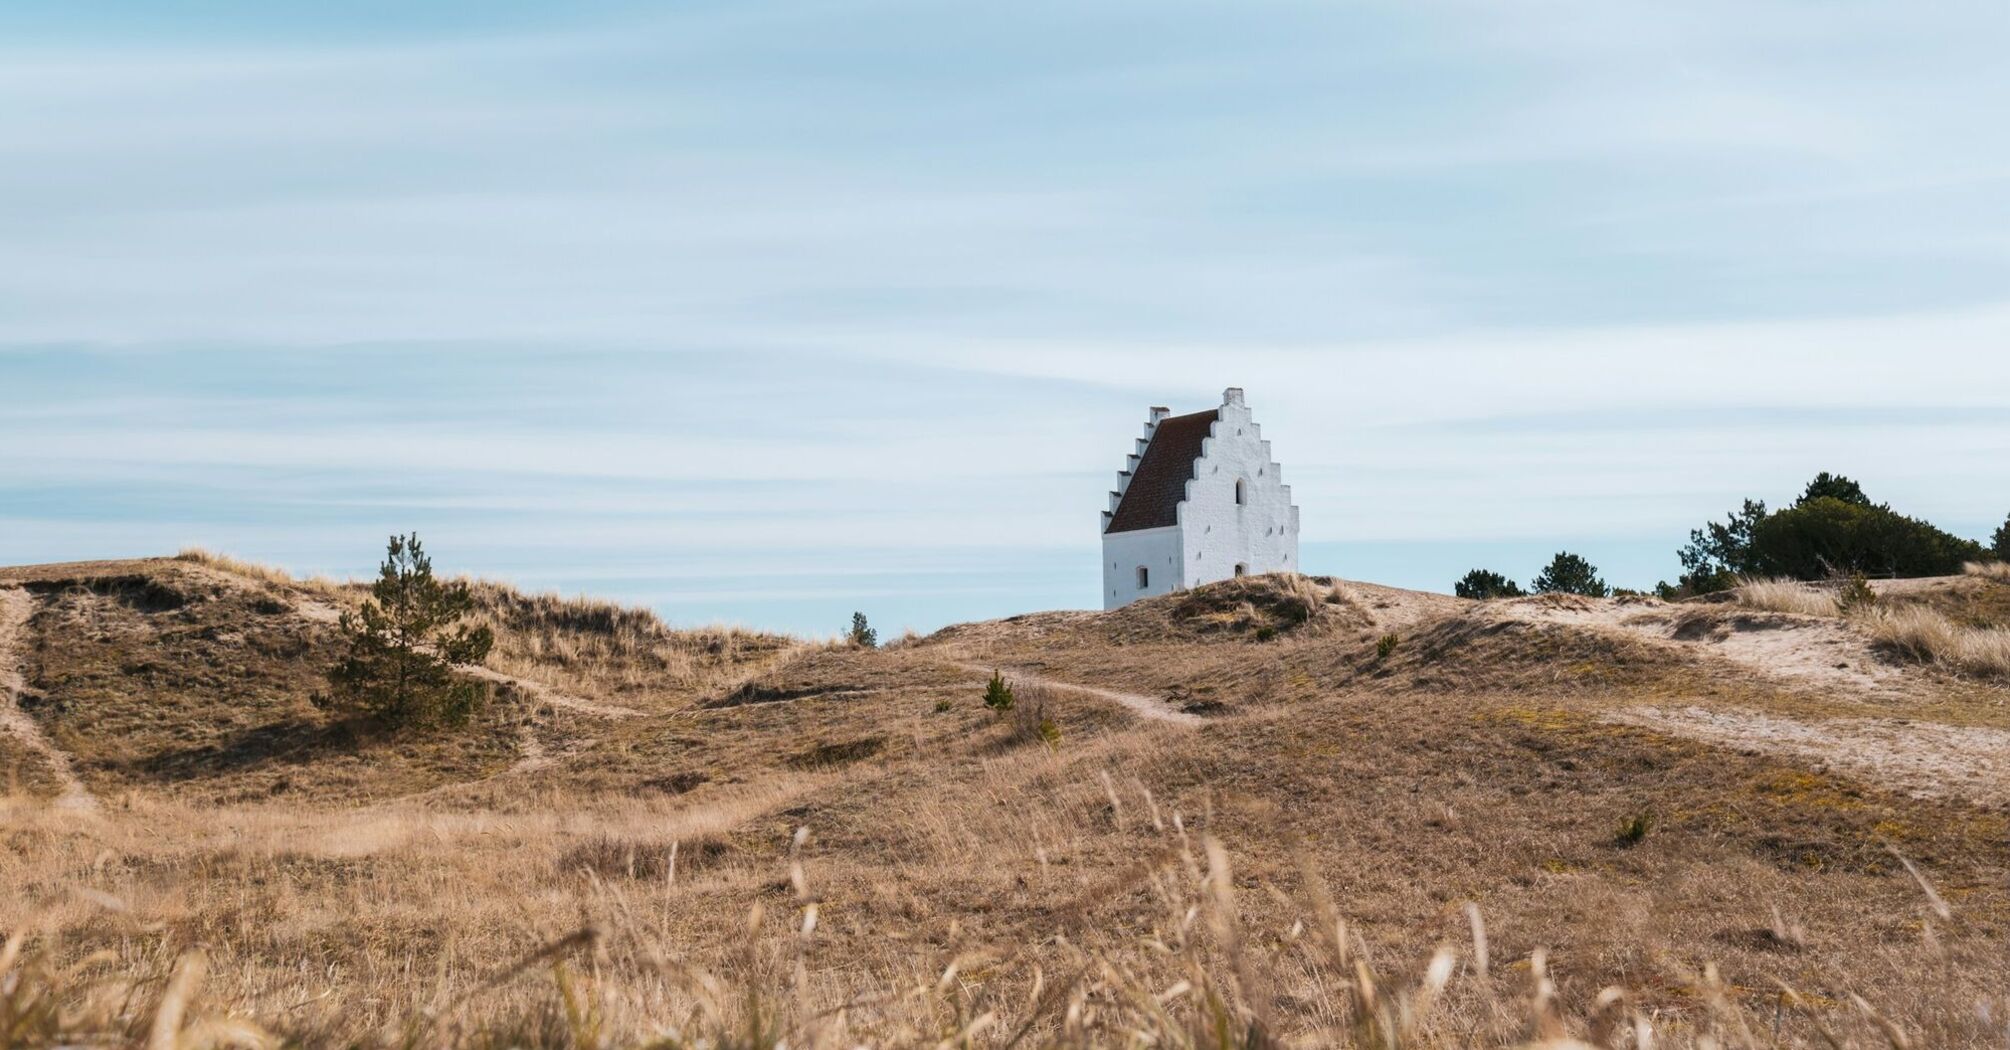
[1148,406,1172,425]
[1222,387,1245,407]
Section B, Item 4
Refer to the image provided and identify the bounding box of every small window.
[1234,563,1248,577]
[1234,479,1247,506]
[1136,566,1150,589]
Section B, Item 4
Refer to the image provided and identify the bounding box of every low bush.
[1009,683,1061,747]
[1454,569,1523,600]
[1532,552,1610,598]
[1836,572,1878,614]
[1375,632,1400,659]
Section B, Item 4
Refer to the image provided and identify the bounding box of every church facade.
[1100,387,1300,609]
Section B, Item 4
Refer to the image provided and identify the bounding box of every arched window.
[1136,566,1150,589]
[1234,478,1247,506]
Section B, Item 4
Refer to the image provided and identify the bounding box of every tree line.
[1456,473,2010,600]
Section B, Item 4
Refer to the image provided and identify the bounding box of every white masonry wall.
[1176,388,1299,588]
[1102,525,1183,609]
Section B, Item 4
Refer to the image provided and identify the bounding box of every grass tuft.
[1858,605,2010,678]
[1737,578,1840,617]
[1965,560,2010,582]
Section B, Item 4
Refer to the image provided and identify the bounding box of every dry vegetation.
[1736,579,1840,618]
[4,561,2010,1047]
[1730,571,2010,678]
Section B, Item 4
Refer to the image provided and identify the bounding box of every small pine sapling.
[983,670,1015,714]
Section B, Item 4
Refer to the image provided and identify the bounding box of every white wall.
[1101,524,1182,609]
[1176,389,1300,588]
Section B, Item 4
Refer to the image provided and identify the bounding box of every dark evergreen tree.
[1532,552,1610,597]
[983,670,1015,714]
[323,534,493,730]
[1747,498,1983,579]
[1797,472,1872,507]
[1994,513,2010,560]
[1676,498,1767,593]
[848,611,877,648]
[1453,569,1524,600]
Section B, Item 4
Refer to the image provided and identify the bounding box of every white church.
[1101,387,1301,609]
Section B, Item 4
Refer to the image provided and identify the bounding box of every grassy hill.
[3,554,2009,1047]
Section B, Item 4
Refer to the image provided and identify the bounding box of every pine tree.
[983,670,1015,714]
[849,611,877,648]
[1994,514,2010,560]
[1798,472,1873,507]
[1532,552,1610,597]
[1454,569,1524,600]
[323,534,494,730]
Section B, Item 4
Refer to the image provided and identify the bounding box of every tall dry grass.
[1736,578,1840,617]
[1964,561,2010,582]
[173,547,343,592]
[464,582,800,701]
[0,781,1962,1050]
[1859,605,2010,678]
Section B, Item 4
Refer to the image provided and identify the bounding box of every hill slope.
[3,556,2009,1047]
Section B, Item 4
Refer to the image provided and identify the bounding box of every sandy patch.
[1610,705,2010,806]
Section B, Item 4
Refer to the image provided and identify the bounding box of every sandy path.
[948,660,1203,726]
[0,587,98,811]
[1497,596,1907,698]
[294,597,641,719]
[459,664,642,719]
[1610,705,2010,806]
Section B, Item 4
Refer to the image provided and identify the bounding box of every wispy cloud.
[2,0,2006,630]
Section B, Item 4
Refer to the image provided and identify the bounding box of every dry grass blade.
[147,950,207,1050]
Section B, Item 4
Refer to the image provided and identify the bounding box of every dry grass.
[3,762,1992,1050]
[173,547,344,592]
[1736,578,1840,617]
[1858,604,2010,678]
[466,582,801,706]
[1965,560,2010,582]
[7,560,2010,1047]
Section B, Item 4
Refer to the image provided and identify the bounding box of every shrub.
[1010,684,1060,747]
[322,534,494,730]
[982,670,1014,713]
[1615,811,1654,846]
[1454,569,1523,600]
[1748,497,1983,580]
[1994,513,2010,560]
[932,698,952,713]
[1836,572,1878,614]
[848,611,877,648]
[1375,633,1399,659]
[1679,475,1984,585]
[1532,552,1610,597]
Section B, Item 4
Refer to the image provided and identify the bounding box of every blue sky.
[3,1,2009,635]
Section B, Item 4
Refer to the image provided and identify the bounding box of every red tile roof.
[1105,409,1217,534]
